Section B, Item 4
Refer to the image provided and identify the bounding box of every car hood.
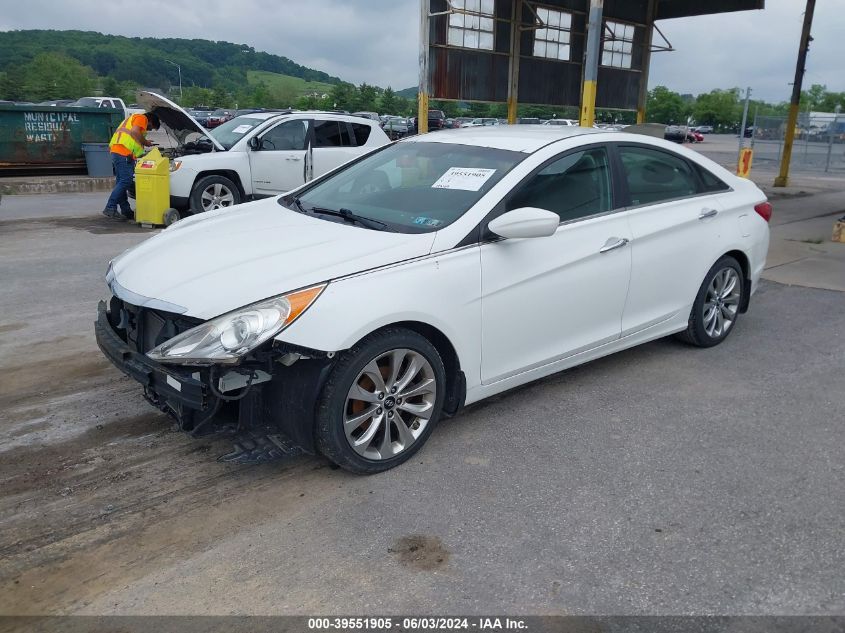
[109,199,436,320]
[137,91,225,151]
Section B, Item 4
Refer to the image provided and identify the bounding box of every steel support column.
[418,0,431,134]
[774,0,815,187]
[579,0,604,127]
[636,0,657,124]
[507,0,523,124]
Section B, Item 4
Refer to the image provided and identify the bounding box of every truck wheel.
[315,328,446,474]
[190,175,241,212]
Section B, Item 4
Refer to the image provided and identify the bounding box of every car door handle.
[699,208,719,219]
[285,156,302,161]
[599,237,629,253]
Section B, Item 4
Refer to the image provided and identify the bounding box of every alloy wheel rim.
[343,348,437,460]
[703,267,741,338]
[201,183,235,211]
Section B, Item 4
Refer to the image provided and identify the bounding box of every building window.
[448,0,495,50]
[533,7,572,61]
[601,20,635,69]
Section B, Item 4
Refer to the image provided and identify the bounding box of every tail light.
[754,201,773,223]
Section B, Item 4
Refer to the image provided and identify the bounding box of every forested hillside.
[0,29,341,102]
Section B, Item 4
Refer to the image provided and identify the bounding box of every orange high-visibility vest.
[109,114,148,158]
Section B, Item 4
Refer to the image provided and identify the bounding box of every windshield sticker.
[231,124,253,134]
[431,167,497,191]
[413,216,442,227]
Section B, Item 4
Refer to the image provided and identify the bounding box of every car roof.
[408,125,602,152]
[242,111,379,123]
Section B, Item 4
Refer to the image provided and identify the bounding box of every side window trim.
[345,122,357,146]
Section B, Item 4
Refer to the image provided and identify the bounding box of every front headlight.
[146,284,326,365]
[169,159,182,172]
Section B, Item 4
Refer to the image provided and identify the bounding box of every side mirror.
[248,136,262,151]
[488,207,560,239]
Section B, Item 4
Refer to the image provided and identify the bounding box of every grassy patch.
[247,70,334,98]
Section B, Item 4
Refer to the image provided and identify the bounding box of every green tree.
[101,76,121,98]
[646,85,688,124]
[693,88,740,128]
[22,52,95,101]
[379,86,398,114]
[356,83,379,112]
[800,84,827,110]
[0,66,26,101]
[211,86,233,108]
[329,82,356,110]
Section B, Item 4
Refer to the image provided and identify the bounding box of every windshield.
[209,116,266,149]
[284,141,523,233]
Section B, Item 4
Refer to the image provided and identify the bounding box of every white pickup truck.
[135,92,391,214]
[72,96,144,119]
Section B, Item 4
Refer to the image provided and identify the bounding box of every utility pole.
[165,59,183,101]
[774,0,816,187]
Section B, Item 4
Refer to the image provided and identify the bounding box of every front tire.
[190,175,241,213]
[676,255,744,347]
[316,328,446,474]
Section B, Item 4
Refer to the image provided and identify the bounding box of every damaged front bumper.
[95,300,333,462]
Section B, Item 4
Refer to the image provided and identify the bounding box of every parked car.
[205,108,236,129]
[694,125,714,134]
[97,125,771,473]
[690,129,704,143]
[130,92,390,215]
[353,111,381,122]
[463,118,500,128]
[428,109,446,130]
[189,109,214,127]
[383,116,411,139]
[664,125,696,143]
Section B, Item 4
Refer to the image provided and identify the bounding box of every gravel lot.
[0,193,843,616]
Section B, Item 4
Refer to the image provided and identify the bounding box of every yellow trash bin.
[134,148,172,226]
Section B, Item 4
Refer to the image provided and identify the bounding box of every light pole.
[164,59,182,101]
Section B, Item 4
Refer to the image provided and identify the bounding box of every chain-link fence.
[751,112,845,174]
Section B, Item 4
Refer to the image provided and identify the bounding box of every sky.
[1,0,843,103]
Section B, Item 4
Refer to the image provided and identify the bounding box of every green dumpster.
[0,104,123,172]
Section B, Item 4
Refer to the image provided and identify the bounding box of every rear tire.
[190,175,241,213]
[315,328,446,474]
[676,255,744,348]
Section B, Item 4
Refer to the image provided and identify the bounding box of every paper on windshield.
[431,167,496,191]
[231,124,253,134]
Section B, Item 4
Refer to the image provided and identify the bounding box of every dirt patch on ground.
[0,322,26,334]
[1,216,149,235]
[389,535,450,571]
[0,353,113,409]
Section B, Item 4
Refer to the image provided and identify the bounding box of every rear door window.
[314,120,351,147]
[618,145,700,206]
[351,123,372,146]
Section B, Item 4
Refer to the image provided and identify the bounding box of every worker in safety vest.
[103,111,161,220]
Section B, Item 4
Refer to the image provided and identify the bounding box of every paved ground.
[0,189,843,616]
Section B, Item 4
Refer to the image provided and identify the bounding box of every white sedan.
[96,126,771,473]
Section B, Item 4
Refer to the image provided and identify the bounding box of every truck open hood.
[109,199,436,320]
[137,91,225,151]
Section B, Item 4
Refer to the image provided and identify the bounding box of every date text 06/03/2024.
[307,617,528,630]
